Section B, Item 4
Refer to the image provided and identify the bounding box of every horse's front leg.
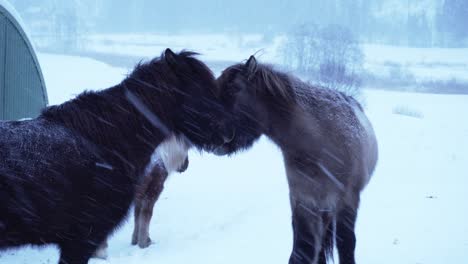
[137,177,166,248]
[59,238,103,264]
[92,240,109,259]
[133,172,152,246]
[289,200,327,264]
[131,200,142,245]
[137,194,161,248]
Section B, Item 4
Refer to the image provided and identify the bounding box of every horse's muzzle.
[223,128,235,144]
[176,157,189,173]
[213,145,230,156]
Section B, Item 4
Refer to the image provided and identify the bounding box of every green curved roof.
[1,0,48,120]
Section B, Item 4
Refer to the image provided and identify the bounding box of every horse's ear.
[164,48,178,64]
[245,55,258,75]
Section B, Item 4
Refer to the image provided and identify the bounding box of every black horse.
[215,56,378,264]
[0,49,232,264]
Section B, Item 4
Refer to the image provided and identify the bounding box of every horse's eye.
[227,83,238,95]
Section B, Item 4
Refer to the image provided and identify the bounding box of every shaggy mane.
[253,64,297,106]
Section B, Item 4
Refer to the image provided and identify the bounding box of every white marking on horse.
[155,134,190,173]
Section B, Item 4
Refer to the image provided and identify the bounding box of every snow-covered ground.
[80,33,468,83]
[363,44,468,82]
[1,53,467,264]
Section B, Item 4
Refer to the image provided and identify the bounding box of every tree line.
[9,0,468,48]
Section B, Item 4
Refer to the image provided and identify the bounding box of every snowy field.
[0,53,467,264]
[80,33,468,83]
[363,44,468,82]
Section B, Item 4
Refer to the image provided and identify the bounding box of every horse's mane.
[40,50,208,148]
[253,64,297,106]
[133,50,217,97]
[252,63,365,113]
[125,50,207,94]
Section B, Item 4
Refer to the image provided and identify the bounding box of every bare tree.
[281,23,364,97]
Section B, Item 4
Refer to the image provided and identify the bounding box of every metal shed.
[0,0,48,120]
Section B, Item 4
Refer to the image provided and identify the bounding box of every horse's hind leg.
[336,202,359,264]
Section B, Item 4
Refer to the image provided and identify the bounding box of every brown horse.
[131,134,189,249]
[215,56,378,264]
[93,134,189,258]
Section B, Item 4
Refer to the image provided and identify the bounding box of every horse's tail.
[321,217,335,264]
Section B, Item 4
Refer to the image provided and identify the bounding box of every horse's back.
[0,119,84,235]
[0,118,94,184]
[296,86,378,189]
[0,118,129,248]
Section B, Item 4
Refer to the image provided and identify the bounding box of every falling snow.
[0,51,466,264]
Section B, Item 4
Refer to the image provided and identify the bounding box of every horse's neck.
[262,102,304,151]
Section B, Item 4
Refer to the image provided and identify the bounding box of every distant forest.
[9,0,468,47]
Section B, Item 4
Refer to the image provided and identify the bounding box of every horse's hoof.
[138,237,152,248]
[92,248,108,259]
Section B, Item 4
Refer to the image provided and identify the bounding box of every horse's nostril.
[223,129,235,144]
[177,157,189,173]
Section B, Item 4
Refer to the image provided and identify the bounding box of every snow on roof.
[1,0,48,106]
[1,0,27,31]
[0,0,38,53]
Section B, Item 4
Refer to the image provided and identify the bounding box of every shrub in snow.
[392,105,424,118]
